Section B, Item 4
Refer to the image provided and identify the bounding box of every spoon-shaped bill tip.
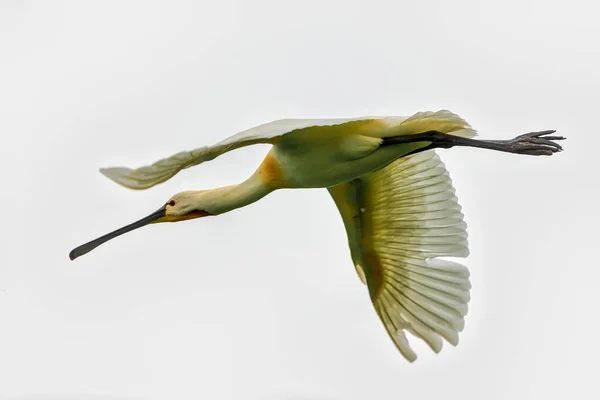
[69,206,167,261]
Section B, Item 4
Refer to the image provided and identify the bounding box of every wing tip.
[99,167,149,190]
[99,166,125,177]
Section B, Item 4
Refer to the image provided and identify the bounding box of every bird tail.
[390,110,477,139]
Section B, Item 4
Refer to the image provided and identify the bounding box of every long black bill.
[69,205,167,261]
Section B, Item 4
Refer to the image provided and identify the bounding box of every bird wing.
[100,117,381,190]
[328,150,471,362]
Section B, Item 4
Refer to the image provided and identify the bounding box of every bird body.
[268,115,472,189]
[71,110,564,362]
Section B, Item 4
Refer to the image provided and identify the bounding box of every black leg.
[382,130,565,156]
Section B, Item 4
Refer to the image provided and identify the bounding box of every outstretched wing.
[328,150,471,362]
[100,117,378,190]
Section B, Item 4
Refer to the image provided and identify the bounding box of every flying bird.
[70,110,564,362]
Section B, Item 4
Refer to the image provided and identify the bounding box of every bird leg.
[382,130,565,156]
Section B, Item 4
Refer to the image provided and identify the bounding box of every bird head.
[158,190,213,222]
[69,190,212,261]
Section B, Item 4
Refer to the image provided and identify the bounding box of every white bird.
[70,110,564,362]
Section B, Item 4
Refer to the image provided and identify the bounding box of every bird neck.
[198,151,286,215]
[203,173,275,215]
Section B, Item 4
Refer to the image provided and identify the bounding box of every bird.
[69,110,564,362]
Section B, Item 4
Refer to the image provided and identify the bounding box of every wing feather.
[329,149,471,362]
[100,116,381,190]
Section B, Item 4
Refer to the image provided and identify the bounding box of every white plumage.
[71,109,564,362]
[100,116,378,189]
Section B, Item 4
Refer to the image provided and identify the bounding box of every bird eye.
[168,200,176,207]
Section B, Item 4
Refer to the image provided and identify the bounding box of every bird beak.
[69,205,167,261]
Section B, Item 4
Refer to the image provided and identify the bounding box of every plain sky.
[1,0,599,399]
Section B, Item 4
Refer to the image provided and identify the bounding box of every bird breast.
[268,133,414,189]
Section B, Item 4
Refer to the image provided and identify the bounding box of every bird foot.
[499,130,566,156]
[382,128,566,157]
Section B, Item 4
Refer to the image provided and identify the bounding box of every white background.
[1,1,598,399]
